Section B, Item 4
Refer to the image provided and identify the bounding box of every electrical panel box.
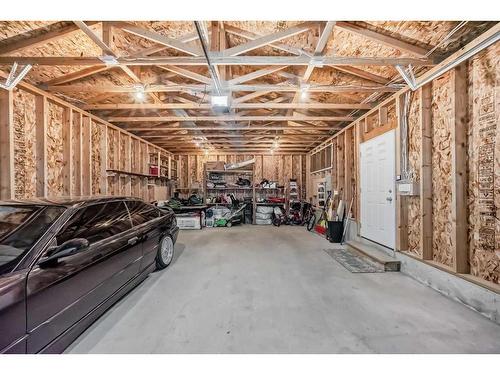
[397,181,419,196]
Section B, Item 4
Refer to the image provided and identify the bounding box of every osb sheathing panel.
[468,44,500,284]
[407,90,422,257]
[13,89,36,199]
[254,155,263,181]
[119,136,126,171]
[175,153,305,192]
[431,72,454,267]
[91,122,102,195]
[188,155,197,185]
[46,103,64,197]
[70,114,78,193]
[107,128,116,169]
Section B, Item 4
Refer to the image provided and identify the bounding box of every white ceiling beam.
[1,55,434,66]
[227,66,288,86]
[47,83,398,93]
[108,115,356,122]
[84,102,373,110]
[224,24,307,56]
[157,65,212,84]
[73,21,115,56]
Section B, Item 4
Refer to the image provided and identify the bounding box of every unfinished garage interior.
[0,17,499,355]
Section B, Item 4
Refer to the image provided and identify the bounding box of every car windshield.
[0,205,64,275]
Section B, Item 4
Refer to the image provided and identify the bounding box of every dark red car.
[0,196,179,354]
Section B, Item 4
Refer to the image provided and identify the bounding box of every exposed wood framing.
[344,128,354,207]
[74,112,83,195]
[0,55,435,66]
[0,89,14,200]
[108,115,356,122]
[419,84,433,260]
[0,21,99,55]
[81,116,92,195]
[395,94,408,252]
[335,22,430,57]
[450,63,469,273]
[62,107,73,196]
[84,102,374,110]
[35,95,48,197]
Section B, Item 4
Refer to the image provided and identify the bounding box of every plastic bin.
[327,221,343,243]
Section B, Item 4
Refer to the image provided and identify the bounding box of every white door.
[360,129,396,248]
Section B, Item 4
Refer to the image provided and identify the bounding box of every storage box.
[206,161,225,171]
[176,214,201,230]
[149,165,159,176]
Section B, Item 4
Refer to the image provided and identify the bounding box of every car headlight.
[172,216,177,227]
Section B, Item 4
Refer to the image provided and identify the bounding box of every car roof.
[0,196,142,209]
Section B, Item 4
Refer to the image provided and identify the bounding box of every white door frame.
[359,129,396,249]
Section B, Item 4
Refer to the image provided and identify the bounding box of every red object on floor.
[315,225,326,235]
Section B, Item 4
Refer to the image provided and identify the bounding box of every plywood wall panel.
[467,45,500,284]
[91,121,102,195]
[12,89,36,199]
[108,128,115,169]
[431,72,454,268]
[254,155,263,182]
[46,103,64,197]
[407,90,422,257]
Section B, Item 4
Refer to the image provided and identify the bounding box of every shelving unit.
[204,166,254,204]
[253,186,286,224]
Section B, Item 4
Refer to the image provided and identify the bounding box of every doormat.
[324,248,385,273]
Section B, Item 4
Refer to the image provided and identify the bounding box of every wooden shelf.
[207,187,253,191]
[106,169,169,180]
[207,169,253,174]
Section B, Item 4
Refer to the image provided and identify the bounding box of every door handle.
[128,236,139,245]
[386,196,393,202]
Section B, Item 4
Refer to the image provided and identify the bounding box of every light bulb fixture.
[299,84,310,101]
[204,149,209,156]
[133,84,145,102]
[211,95,229,108]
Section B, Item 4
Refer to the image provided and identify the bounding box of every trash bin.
[327,221,343,243]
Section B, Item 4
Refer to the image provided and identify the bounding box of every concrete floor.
[67,225,500,354]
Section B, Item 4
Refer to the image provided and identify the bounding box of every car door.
[25,201,142,353]
[126,201,165,272]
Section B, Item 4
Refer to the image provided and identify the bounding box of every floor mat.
[324,248,385,273]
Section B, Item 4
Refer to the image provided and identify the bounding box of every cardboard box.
[205,161,225,171]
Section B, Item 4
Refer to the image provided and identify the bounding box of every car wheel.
[156,236,174,270]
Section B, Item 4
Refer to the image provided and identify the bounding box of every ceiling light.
[211,95,229,108]
[204,149,209,156]
[133,84,145,102]
[99,55,120,66]
[300,85,309,100]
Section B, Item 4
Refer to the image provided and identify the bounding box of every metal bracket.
[395,64,417,91]
[0,62,32,90]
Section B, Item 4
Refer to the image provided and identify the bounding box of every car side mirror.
[39,238,89,267]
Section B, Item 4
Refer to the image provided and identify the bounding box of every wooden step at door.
[346,240,400,272]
